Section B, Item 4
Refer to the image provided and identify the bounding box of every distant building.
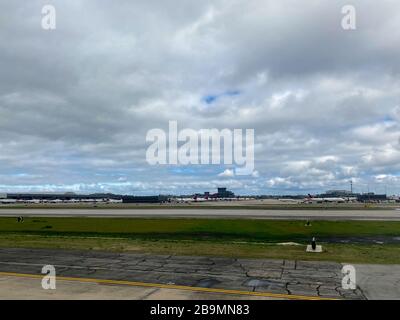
[3,193,120,201]
[357,193,387,202]
[318,190,359,200]
[1,193,168,204]
[121,195,167,203]
[216,187,235,198]
[324,190,354,197]
[196,188,235,199]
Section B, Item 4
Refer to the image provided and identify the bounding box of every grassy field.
[0,234,399,264]
[0,217,400,263]
[0,217,400,241]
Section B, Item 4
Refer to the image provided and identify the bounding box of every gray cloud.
[1,0,400,195]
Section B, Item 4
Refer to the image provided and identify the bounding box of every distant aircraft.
[193,195,209,202]
[108,199,123,203]
[0,199,17,204]
[304,194,346,203]
[278,199,300,203]
[24,199,41,204]
[49,199,63,203]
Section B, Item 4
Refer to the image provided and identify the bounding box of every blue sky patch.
[202,90,241,104]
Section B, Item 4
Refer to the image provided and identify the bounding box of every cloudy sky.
[1,0,400,195]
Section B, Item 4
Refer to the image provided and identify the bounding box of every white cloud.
[218,169,235,178]
[251,170,260,178]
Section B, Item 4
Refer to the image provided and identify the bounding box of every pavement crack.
[356,285,368,300]
[316,284,322,296]
[139,288,159,300]
[285,282,291,295]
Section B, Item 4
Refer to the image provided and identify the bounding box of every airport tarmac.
[0,275,277,300]
[0,248,367,300]
[352,264,400,300]
[0,208,400,220]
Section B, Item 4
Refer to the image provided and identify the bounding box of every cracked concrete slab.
[0,248,380,299]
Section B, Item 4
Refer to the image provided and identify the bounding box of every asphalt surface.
[0,208,400,220]
[0,248,366,300]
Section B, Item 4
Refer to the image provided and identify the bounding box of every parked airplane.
[0,199,17,204]
[107,199,123,203]
[193,195,210,202]
[278,199,300,203]
[304,194,346,203]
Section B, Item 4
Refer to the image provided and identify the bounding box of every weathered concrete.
[0,275,276,300]
[351,264,400,300]
[0,248,366,299]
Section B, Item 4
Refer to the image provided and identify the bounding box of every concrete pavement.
[0,275,277,300]
[0,248,365,300]
[353,264,400,300]
[0,208,400,220]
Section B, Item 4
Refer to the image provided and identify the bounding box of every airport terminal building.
[0,193,167,204]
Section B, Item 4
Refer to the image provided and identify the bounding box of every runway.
[0,208,400,220]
